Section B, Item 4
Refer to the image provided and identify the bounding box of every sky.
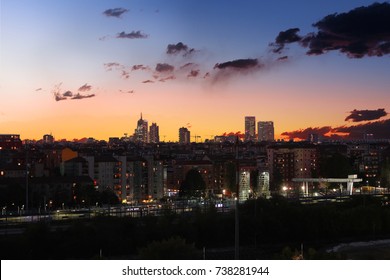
[1,0,389,142]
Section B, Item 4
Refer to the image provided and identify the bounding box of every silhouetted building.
[0,134,22,150]
[258,121,274,142]
[179,127,190,144]
[43,134,54,144]
[149,123,160,143]
[245,116,256,141]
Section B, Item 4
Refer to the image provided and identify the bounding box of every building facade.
[149,123,160,143]
[179,127,191,144]
[245,116,256,142]
[258,121,274,142]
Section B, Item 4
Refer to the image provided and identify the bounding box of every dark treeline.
[1,196,390,259]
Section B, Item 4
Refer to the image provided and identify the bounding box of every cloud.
[282,118,390,140]
[281,126,333,140]
[221,131,245,139]
[271,28,302,53]
[166,42,195,56]
[103,8,128,18]
[180,62,197,69]
[333,119,390,139]
[142,80,154,84]
[117,31,148,39]
[214,58,259,70]
[155,63,174,73]
[131,64,150,71]
[272,2,390,58]
[78,83,92,92]
[159,75,175,82]
[51,83,96,102]
[121,70,130,79]
[71,93,96,100]
[104,62,123,71]
[119,89,134,94]
[62,90,73,97]
[187,70,200,78]
[345,109,388,122]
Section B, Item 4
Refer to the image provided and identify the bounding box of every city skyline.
[1,0,390,141]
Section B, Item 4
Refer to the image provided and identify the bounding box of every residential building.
[179,127,190,144]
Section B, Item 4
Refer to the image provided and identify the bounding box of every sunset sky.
[1,0,389,141]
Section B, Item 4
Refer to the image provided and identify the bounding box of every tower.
[149,123,160,143]
[258,121,274,142]
[134,113,148,143]
[179,127,190,144]
[244,116,256,141]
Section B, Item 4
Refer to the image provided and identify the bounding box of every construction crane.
[191,135,201,143]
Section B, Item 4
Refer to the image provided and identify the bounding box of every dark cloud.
[282,118,390,140]
[71,93,96,100]
[281,126,333,140]
[334,119,390,139]
[271,28,302,53]
[103,8,128,18]
[187,70,200,78]
[117,31,148,39]
[221,131,245,139]
[345,109,388,122]
[52,83,96,102]
[99,35,110,41]
[121,70,130,79]
[104,62,123,71]
[180,63,197,69]
[132,64,150,71]
[166,42,195,56]
[273,3,390,58]
[78,83,92,92]
[214,58,259,70]
[277,56,289,61]
[155,63,174,73]
[119,89,134,93]
[159,75,175,82]
[62,90,73,97]
[142,80,154,84]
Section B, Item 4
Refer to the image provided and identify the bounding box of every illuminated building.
[149,123,160,143]
[0,134,22,150]
[179,127,190,144]
[257,121,274,142]
[134,113,148,143]
[244,116,256,141]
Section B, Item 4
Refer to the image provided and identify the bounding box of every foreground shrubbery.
[1,195,389,259]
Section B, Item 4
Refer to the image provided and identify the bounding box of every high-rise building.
[258,121,274,142]
[134,113,148,143]
[149,123,160,143]
[245,116,256,141]
[179,127,190,144]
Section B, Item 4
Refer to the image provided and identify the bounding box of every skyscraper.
[244,116,256,141]
[149,123,160,143]
[179,127,190,144]
[258,121,274,142]
[134,113,148,143]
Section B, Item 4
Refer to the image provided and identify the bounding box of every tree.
[380,157,390,190]
[138,236,201,259]
[179,168,206,197]
[224,161,237,193]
